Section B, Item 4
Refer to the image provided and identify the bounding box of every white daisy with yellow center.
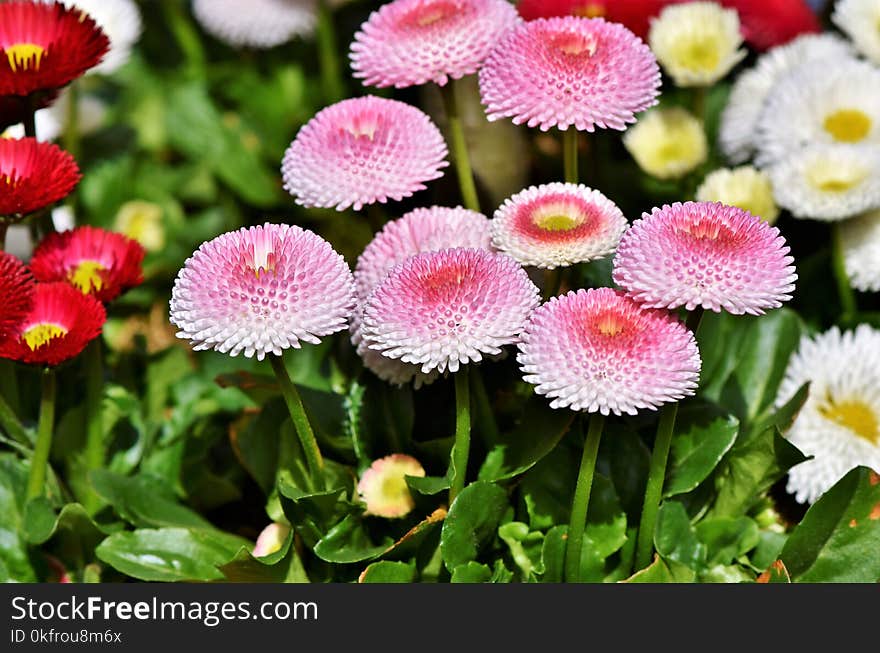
[719,34,853,164]
[623,107,707,180]
[648,1,745,87]
[755,58,880,166]
[840,209,880,292]
[768,144,880,221]
[832,0,880,65]
[776,325,880,504]
[696,166,780,224]
[357,454,425,519]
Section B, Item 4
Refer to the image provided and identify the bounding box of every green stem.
[832,223,857,323]
[161,0,205,74]
[0,386,28,446]
[26,369,57,500]
[634,402,679,572]
[63,82,80,162]
[564,413,605,583]
[269,355,324,490]
[449,367,471,503]
[83,340,104,507]
[441,83,480,213]
[0,359,20,416]
[692,86,706,123]
[0,222,7,251]
[316,1,344,103]
[685,306,705,338]
[563,128,579,184]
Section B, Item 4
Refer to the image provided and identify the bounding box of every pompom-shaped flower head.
[840,209,880,293]
[518,288,701,416]
[0,251,35,342]
[491,182,626,269]
[61,0,142,75]
[363,248,540,374]
[350,0,520,88]
[696,166,779,225]
[0,0,109,98]
[622,107,707,180]
[479,16,661,132]
[353,206,493,386]
[282,96,449,211]
[776,325,880,504]
[0,137,80,219]
[30,226,145,303]
[357,454,426,518]
[192,0,316,49]
[648,1,745,88]
[613,201,797,315]
[169,223,356,361]
[833,0,880,65]
[0,282,105,366]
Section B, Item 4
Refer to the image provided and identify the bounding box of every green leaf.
[0,454,36,581]
[606,422,650,520]
[23,497,58,544]
[378,507,446,563]
[406,474,450,496]
[623,556,697,583]
[440,481,508,571]
[478,399,574,482]
[698,564,754,583]
[521,440,578,530]
[219,531,309,583]
[538,526,567,583]
[276,471,354,548]
[664,408,739,498]
[695,517,760,566]
[498,522,545,579]
[230,398,288,493]
[780,467,880,582]
[313,515,394,564]
[359,560,417,583]
[95,527,250,582]
[654,501,706,570]
[451,562,492,583]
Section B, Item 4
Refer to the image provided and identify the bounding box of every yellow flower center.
[806,161,866,193]
[819,397,879,445]
[380,474,410,504]
[4,43,46,72]
[823,109,872,143]
[534,209,579,232]
[22,323,68,351]
[68,260,106,294]
[673,38,721,73]
[594,311,627,337]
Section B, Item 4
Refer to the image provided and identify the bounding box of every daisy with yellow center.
[622,107,707,180]
[357,454,426,518]
[696,166,780,224]
[840,209,880,292]
[833,0,880,65]
[648,2,745,87]
[776,325,880,504]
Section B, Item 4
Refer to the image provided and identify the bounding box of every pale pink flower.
[357,454,425,518]
[350,0,520,88]
[478,16,660,131]
[169,223,355,360]
[613,202,796,315]
[491,182,627,269]
[518,288,701,416]
[281,96,449,211]
[362,248,540,374]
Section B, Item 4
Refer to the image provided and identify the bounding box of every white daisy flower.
[62,0,143,74]
[768,144,880,221]
[833,0,880,65]
[649,1,745,88]
[192,0,316,49]
[718,34,853,164]
[695,166,780,224]
[840,209,880,292]
[755,58,880,166]
[776,325,880,504]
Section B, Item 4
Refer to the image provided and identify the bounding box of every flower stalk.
[441,82,481,213]
[565,413,604,582]
[26,368,57,500]
[449,366,471,503]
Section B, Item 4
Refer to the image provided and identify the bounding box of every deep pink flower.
[362,248,540,374]
[0,251,34,343]
[169,223,356,361]
[351,0,520,88]
[0,137,80,218]
[282,96,449,211]
[491,182,626,269]
[613,202,797,315]
[518,288,701,415]
[478,16,660,132]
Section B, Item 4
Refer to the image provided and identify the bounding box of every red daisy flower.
[517,0,671,40]
[30,226,145,302]
[0,282,105,367]
[720,0,820,51]
[0,251,34,342]
[0,137,80,219]
[0,0,109,98]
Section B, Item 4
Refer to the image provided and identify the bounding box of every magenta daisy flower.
[281,96,449,211]
[350,0,520,88]
[362,248,540,374]
[491,182,626,269]
[169,223,356,360]
[478,16,660,132]
[518,288,701,415]
[352,206,493,386]
[613,202,797,315]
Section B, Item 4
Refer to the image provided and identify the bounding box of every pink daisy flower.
[478,16,660,132]
[613,202,797,315]
[518,288,701,416]
[281,96,449,211]
[169,223,356,361]
[350,0,520,88]
[362,248,540,374]
[352,206,493,386]
[491,182,627,269]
